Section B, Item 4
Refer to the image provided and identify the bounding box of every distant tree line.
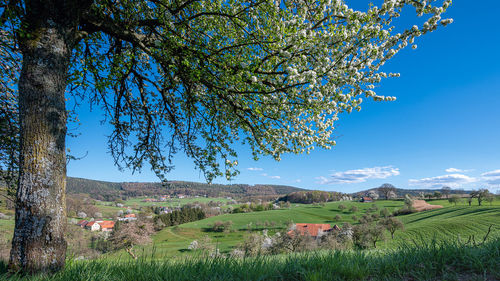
[66,177,303,201]
[279,191,345,204]
[232,202,276,213]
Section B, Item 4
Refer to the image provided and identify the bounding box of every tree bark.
[9,2,75,273]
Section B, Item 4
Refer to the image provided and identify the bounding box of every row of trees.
[154,207,206,229]
[280,191,346,204]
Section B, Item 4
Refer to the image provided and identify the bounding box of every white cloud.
[295,179,302,183]
[409,174,477,188]
[481,169,500,186]
[316,166,400,185]
[481,169,500,178]
[445,168,472,173]
[247,167,263,171]
[259,173,281,180]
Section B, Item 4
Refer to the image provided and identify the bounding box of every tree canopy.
[0,0,452,273]
[0,0,453,183]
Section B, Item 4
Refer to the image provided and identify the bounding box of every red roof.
[85,221,99,227]
[287,223,332,237]
[98,221,115,229]
[125,214,136,218]
[77,220,88,226]
[362,197,373,201]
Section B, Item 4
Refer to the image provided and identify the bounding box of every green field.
[1,198,500,280]
[104,198,500,259]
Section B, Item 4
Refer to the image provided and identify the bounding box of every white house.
[85,221,101,231]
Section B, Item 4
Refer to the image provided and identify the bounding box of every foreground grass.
[2,239,499,281]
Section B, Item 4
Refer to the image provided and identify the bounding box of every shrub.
[352,223,386,249]
[210,221,233,233]
[393,207,415,216]
[379,217,404,239]
[334,214,342,221]
[349,206,359,213]
[380,208,391,218]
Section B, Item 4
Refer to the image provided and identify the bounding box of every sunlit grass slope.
[108,199,500,259]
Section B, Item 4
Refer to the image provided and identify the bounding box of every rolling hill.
[352,187,472,198]
[107,198,500,259]
[66,177,306,201]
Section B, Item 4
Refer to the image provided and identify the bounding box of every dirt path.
[412,200,443,212]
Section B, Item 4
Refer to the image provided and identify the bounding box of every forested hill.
[352,187,472,198]
[66,177,306,201]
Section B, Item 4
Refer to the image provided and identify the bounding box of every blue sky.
[66,0,500,194]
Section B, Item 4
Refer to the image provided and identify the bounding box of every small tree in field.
[353,223,386,249]
[378,183,397,200]
[349,206,359,213]
[470,189,492,206]
[433,191,442,199]
[110,221,154,259]
[485,194,495,206]
[448,195,462,206]
[380,208,391,218]
[379,217,404,239]
[441,186,451,199]
[338,204,347,212]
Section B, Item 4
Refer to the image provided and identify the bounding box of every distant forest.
[66,177,305,201]
[351,186,472,198]
[278,191,347,204]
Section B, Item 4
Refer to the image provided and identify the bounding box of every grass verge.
[1,238,499,281]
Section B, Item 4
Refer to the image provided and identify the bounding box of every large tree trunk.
[8,2,75,273]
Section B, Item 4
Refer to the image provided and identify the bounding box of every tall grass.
[2,238,499,280]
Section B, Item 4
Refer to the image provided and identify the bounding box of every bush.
[393,207,415,216]
[334,214,342,221]
[352,223,386,249]
[210,221,233,233]
[349,206,359,213]
[380,208,391,218]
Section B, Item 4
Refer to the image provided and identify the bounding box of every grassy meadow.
[105,198,500,259]
[1,197,499,280]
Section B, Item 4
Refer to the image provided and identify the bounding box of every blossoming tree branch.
[0,0,451,273]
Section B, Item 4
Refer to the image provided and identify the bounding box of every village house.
[287,223,340,239]
[360,197,374,203]
[99,220,115,232]
[85,221,101,231]
[78,219,116,232]
[76,220,88,228]
[118,213,137,221]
